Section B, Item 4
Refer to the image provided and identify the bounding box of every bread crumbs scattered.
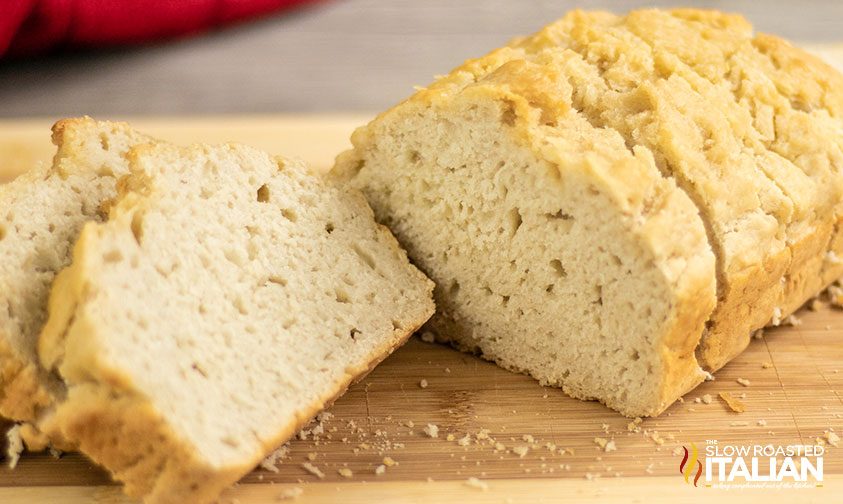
[420,331,435,343]
[277,487,303,500]
[627,417,643,433]
[672,446,683,456]
[464,477,489,491]
[644,430,665,446]
[757,419,767,426]
[761,362,773,369]
[782,314,802,327]
[446,433,455,442]
[5,425,23,469]
[700,394,713,404]
[753,328,765,340]
[512,445,530,458]
[337,467,353,479]
[375,464,386,476]
[419,379,428,389]
[383,456,397,467]
[260,443,290,473]
[423,424,439,438]
[719,391,746,413]
[736,378,751,387]
[824,430,840,447]
[306,452,317,461]
[301,462,325,479]
[457,434,472,447]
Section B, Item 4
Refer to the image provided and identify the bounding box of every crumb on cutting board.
[301,462,325,479]
[719,391,747,413]
[277,487,303,500]
[5,424,23,469]
[464,477,489,491]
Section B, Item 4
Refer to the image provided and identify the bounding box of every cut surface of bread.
[39,142,434,503]
[333,56,717,416]
[0,118,151,424]
[332,8,843,416]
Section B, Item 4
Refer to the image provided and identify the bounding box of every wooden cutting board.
[2,43,843,503]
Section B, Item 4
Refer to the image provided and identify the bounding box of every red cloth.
[0,0,318,58]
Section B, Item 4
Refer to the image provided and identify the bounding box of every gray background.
[1,0,841,118]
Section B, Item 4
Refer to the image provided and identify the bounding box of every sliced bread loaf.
[0,118,151,425]
[38,141,434,503]
[331,8,843,416]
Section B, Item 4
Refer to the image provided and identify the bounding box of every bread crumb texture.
[38,141,434,503]
[332,8,843,417]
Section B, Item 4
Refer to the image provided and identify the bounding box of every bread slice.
[38,141,434,503]
[0,118,151,425]
[331,8,843,416]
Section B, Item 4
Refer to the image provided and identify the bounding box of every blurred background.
[1,0,843,118]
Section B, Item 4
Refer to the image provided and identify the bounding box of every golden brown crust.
[0,339,52,421]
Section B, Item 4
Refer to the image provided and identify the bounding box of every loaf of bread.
[38,141,434,503]
[0,118,150,427]
[332,9,843,416]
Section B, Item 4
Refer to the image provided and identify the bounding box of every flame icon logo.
[679,442,703,487]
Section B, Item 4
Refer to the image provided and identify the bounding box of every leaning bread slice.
[39,142,434,503]
[0,118,151,426]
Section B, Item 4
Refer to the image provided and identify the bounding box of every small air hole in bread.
[549,259,567,278]
[103,250,123,263]
[256,184,270,203]
[508,208,522,237]
[130,212,144,245]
